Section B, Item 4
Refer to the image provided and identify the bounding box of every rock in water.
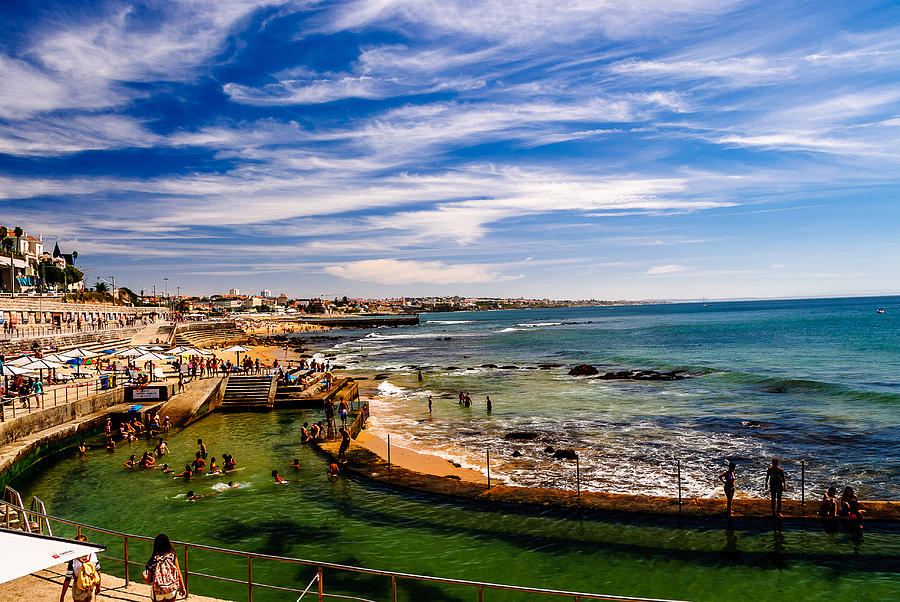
[553,449,577,460]
[544,446,556,454]
[504,432,540,441]
[568,364,599,376]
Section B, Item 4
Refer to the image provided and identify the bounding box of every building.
[228,288,241,295]
[0,226,50,292]
[242,296,263,308]
[260,289,271,298]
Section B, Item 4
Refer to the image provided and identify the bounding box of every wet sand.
[355,430,486,483]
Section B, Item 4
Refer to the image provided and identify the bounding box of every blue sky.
[2,0,900,300]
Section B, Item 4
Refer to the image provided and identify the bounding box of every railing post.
[123,535,130,586]
[486,449,491,489]
[387,434,391,469]
[391,575,397,602]
[183,546,190,595]
[317,566,323,602]
[576,454,580,497]
[677,459,682,513]
[801,460,805,507]
[478,585,484,602]
[248,556,253,602]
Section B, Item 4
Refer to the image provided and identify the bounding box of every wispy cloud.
[325,259,520,285]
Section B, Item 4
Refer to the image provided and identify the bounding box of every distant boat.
[877,308,886,314]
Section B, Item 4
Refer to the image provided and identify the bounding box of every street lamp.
[108,275,116,303]
[163,277,169,312]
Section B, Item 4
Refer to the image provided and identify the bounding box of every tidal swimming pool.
[15,410,900,602]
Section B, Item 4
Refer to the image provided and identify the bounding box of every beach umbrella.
[222,345,251,368]
[166,346,192,355]
[177,349,205,357]
[23,359,66,385]
[116,348,144,357]
[100,349,118,354]
[134,352,174,382]
[0,365,35,376]
[40,353,73,363]
[60,348,99,359]
[7,356,34,367]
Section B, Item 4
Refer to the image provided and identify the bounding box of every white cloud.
[325,258,517,284]
[224,75,385,105]
[645,264,687,274]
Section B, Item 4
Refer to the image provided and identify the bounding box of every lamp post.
[109,275,116,304]
[163,277,169,313]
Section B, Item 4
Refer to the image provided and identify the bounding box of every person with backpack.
[142,533,186,601]
[59,534,101,602]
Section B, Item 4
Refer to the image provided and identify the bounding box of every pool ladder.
[1,486,52,535]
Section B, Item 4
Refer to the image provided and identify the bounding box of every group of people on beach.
[455,391,493,411]
[718,458,865,530]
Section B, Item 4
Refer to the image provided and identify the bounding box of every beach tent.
[166,346,193,355]
[59,349,99,359]
[7,356,34,367]
[0,528,105,585]
[115,348,144,357]
[22,360,66,371]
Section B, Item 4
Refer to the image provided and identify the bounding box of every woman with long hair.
[142,534,185,601]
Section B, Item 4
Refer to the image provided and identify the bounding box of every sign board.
[124,386,169,402]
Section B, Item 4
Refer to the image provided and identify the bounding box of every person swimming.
[105,436,116,450]
[208,457,219,472]
[78,441,87,456]
[223,454,237,471]
[175,465,193,479]
[271,470,286,484]
[139,452,156,469]
[124,454,137,469]
[191,452,206,472]
[158,463,172,473]
[154,438,169,457]
[328,463,340,477]
[290,459,301,469]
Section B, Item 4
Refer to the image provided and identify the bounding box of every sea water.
[329,297,900,500]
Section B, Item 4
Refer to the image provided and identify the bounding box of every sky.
[2,0,900,300]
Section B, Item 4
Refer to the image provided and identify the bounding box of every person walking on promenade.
[59,534,101,602]
[718,462,737,516]
[765,458,787,517]
[142,533,185,602]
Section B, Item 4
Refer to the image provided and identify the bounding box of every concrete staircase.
[171,322,248,348]
[220,375,275,411]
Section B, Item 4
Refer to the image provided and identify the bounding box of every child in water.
[328,463,340,477]
[157,463,172,473]
[175,465,193,479]
[223,454,237,471]
[290,459,301,469]
[208,457,219,473]
[124,454,137,469]
[271,470,286,484]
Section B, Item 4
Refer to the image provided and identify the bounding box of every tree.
[119,287,140,305]
[94,281,109,293]
[64,266,83,284]
[1,238,12,252]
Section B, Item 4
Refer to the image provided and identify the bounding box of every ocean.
[325,296,900,501]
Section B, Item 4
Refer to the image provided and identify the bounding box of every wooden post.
[183,546,190,595]
[486,449,491,489]
[387,434,391,469]
[123,536,129,586]
[248,556,253,602]
[317,566,323,602]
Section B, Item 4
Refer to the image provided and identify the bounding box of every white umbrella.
[0,365,35,376]
[222,345,251,353]
[39,353,73,363]
[23,360,66,370]
[147,346,165,351]
[7,356,34,367]
[176,349,205,357]
[116,348,144,358]
[60,348,99,359]
[167,346,192,355]
[134,352,174,382]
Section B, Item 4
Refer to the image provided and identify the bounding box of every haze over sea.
[326,296,900,500]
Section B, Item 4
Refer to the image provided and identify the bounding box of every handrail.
[30,496,52,535]
[0,499,687,602]
[2,487,30,532]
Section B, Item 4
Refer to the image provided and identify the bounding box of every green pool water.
[14,410,899,602]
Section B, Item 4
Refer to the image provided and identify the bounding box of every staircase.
[220,375,275,411]
[171,322,248,348]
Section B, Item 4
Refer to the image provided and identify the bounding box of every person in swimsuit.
[223,454,237,471]
[157,464,172,473]
[290,458,301,469]
[139,452,156,469]
[764,458,787,517]
[208,457,219,473]
[718,462,737,516]
[197,439,207,458]
[175,465,193,479]
[486,396,492,412]
[78,441,88,457]
[819,486,839,532]
[124,455,137,469]
[328,463,340,477]
[338,427,351,463]
[300,422,310,443]
[191,452,206,473]
[105,436,116,450]
[271,470,286,483]
[840,486,864,531]
[154,439,169,457]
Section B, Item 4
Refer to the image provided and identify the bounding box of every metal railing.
[0,322,141,340]
[0,498,686,602]
[0,375,118,422]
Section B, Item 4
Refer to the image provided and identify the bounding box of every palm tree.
[95,281,109,293]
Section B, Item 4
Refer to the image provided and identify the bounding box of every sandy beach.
[354,430,486,483]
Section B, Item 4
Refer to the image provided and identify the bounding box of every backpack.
[75,558,100,592]
[152,553,180,595]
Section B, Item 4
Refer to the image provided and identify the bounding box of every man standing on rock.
[338,427,351,463]
[765,458,787,518]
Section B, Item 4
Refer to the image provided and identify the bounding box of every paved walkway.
[129,321,171,346]
[0,564,230,601]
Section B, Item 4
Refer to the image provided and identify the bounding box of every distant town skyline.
[2,1,900,299]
